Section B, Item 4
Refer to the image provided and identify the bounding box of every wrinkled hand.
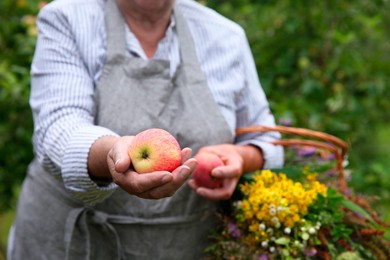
[188,144,244,201]
[107,136,196,199]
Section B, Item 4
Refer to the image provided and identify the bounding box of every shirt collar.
[124,12,176,60]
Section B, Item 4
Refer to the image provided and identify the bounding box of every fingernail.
[213,169,222,178]
[115,159,121,166]
[188,160,197,170]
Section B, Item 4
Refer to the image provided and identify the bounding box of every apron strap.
[173,5,209,84]
[105,0,127,63]
[64,208,122,260]
[173,6,201,67]
[64,207,202,259]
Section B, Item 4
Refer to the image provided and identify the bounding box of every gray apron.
[11,0,233,259]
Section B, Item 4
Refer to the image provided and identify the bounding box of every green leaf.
[341,200,377,226]
[282,249,291,257]
[330,224,352,241]
[301,233,309,240]
[274,237,290,245]
[326,188,346,209]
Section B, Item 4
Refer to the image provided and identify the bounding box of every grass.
[0,208,15,260]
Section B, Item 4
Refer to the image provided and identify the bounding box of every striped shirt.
[30,0,283,205]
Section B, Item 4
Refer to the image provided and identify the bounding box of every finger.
[195,179,238,201]
[176,158,197,179]
[107,137,133,173]
[195,186,231,201]
[187,179,199,191]
[139,159,197,199]
[114,170,173,195]
[139,166,191,199]
[180,147,192,164]
[211,165,241,179]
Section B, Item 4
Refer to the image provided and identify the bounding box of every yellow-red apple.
[193,152,224,189]
[128,128,181,173]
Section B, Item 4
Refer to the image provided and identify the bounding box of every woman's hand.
[107,136,196,199]
[188,144,263,201]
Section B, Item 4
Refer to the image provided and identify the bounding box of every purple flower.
[278,118,292,126]
[258,254,269,260]
[227,222,242,238]
[326,153,336,160]
[303,247,317,257]
[297,146,316,157]
[344,187,352,195]
[325,169,336,177]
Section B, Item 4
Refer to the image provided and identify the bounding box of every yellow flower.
[236,170,327,239]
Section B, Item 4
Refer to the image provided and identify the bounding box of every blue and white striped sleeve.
[235,33,284,169]
[30,5,118,205]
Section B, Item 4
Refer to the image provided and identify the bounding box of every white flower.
[316,222,322,229]
[261,241,269,247]
[233,201,242,209]
[294,240,303,248]
[269,246,276,253]
[269,208,276,215]
[309,227,316,234]
[271,217,279,223]
[284,227,291,234]
[342,159,349,168]
[259,223,266,230]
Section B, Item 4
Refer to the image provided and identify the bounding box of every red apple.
[193,152,224,189]
[128,128,181,173]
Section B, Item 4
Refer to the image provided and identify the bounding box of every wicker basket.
[236,125,349,194]
[209,125,390,259]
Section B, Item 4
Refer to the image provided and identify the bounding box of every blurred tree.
[0,0,41,211]
[206,0,390,202]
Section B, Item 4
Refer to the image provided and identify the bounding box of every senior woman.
[9,0,283,259]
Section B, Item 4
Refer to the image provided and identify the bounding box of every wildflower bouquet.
[205,126,390,259]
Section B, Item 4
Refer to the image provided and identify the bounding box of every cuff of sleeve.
[61,125,119,206]
[237,140,284,169]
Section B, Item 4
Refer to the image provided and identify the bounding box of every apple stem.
[141,149,149,159]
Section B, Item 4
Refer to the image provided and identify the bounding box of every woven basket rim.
[235,125,348,193]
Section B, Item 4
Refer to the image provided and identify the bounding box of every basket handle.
[235,125,348,193]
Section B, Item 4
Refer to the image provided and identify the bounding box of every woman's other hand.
[188,144,263,200]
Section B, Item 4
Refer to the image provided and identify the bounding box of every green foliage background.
[0,0,38,212]
[1,0,390,256]
[205,0,390,210]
